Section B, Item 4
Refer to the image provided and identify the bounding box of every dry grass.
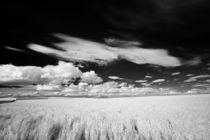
[0,94,210,140]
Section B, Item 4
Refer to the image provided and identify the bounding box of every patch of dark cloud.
[93,0,210,39]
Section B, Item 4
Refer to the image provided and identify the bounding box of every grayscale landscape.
[1,0,210,139]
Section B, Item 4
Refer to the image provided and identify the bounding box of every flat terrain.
[0,94,210,140]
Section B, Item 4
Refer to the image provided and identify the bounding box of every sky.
[0,0,210,96]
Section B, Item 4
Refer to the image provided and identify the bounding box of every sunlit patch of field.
[0,94,210,140]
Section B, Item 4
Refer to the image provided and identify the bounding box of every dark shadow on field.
[0,100,16,104]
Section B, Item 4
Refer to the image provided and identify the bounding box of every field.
[0,94,210,140]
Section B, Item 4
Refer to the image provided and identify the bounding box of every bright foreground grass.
[0,94,210,140]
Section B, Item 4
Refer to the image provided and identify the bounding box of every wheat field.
[0,94,210,140]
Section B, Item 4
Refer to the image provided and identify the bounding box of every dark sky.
[0,0,210,92]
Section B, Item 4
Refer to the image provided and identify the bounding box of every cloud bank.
[0,61,102,86]
[58,81,180,97]
[28,34,182,67]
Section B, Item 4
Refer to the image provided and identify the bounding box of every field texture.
[0,94,210,140]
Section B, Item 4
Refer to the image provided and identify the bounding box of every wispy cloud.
[171,72,180,76]
[104,38,142,46]
[135,80,147,83]
[184,57,201,66]
[151,79,165,83]
[184,75,210,83]
[145,75,153,78]
[28,34,182,67]
[4,46,25,52]
[192,83,209,87]
[108,76,123,80]
[186,74,194,77]
[205,79,210,82]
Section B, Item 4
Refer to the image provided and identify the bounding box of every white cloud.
[145,75,153,78]
[109,47,181,67]
[81,71,103,84]
[61,81,156,96]
[184,78,197,82]
[58,81,179,97]
[108,76,123,80]
[0,61,102,86]
[184,75,210,83]
[171,72,181,76]
[140,83,151,87]
[151,79,165,83]
[186,74,194,77]
[135,80,147,83]
[28,35,118,65]
[28,34,182,67]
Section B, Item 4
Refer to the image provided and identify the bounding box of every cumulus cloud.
[108,76,123,80]
[81,71,103,84]
[0,61,102,86]
[151,79,165,83]
[184,75,210,83]
[28,34,182,67]
[171,72,180,76]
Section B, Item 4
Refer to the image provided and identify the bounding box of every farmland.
[0,94,210,140]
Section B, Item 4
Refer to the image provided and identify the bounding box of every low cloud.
[186,74,194,77]
[171,72,180,76]
[184,57,201,66]
[135,80,147,83]
[0,61,102,86]
[151,79,165,83]
[205,79,210,82]
[36,84,61,90]
[140,83,151,87]
[59,81,174,96]
[28,34,182,67]
[145,75,153,78]
[108,76,123,80]
[192,83,209,88]
[184,75,210,83]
